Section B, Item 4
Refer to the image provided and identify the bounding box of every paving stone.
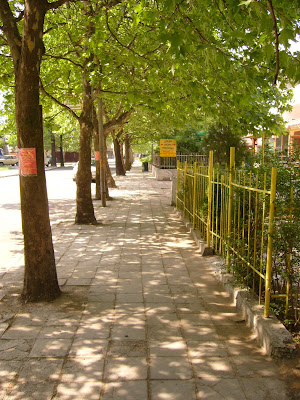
[61,357,104,382]
[149,340,187,357]
[186,340,229,358]
[116,293,144,303]
[17,359,64,382]
[29,338,72,358]
[108,340,147,358]
[150,357,193,380]
[54,381,102,400]
[4,382,56,400]
[38,326,77,339]
[104,357,147,381]
[102,381,148,400]
[0,361,22,382]
[68,338,108,358]
[192,357,235,379]
[75,323,111,339]
[0,323,9,336]
[240,377,288,400]
[111,324,146,340]
[0,339,32,361]
[46,313,82,327]
[230,354,280,377]
[151,380,197,400]
[196,378,247,400]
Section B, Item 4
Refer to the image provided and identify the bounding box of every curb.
[175,209,298,359]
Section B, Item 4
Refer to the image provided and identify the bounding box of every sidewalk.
[0,165,294,399]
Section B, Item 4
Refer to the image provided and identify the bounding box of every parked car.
[0,155,18,166]
[72,159,96,182]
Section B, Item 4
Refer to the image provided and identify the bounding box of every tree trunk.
[93,105,101,200]
[105,138,117,188]
[12,1,60,301]
[60,135,64,167]
[75,72,97,224]
[125,134,132,171]
[113,134,126,176]
[51,132,57,166]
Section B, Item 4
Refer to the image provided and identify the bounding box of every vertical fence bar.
[192,162,197,230]
[176,160,180,210]
[285,186,294,316]
[264,167,277,318]
[183,161,187,217]
[207,151,213,247]
[226,147,235,272]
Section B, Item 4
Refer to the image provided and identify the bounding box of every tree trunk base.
[22,285,61,303]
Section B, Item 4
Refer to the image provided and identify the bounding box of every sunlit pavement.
[0,162,291,399]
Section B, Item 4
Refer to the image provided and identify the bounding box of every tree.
[0,0,70,301]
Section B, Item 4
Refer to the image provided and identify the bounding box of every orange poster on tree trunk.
[19,148,37,176]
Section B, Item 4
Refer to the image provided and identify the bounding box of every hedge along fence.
[176,147,299,324]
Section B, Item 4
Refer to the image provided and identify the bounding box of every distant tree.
[200,124,251,166]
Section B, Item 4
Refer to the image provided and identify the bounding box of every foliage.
[199,123,252,166]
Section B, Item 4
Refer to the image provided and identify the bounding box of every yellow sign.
[160,139,177,157]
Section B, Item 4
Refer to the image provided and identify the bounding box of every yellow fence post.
[226,147,235,272]
[207,151,213,247]
[285,186,293,316]
[192,162,197,230]
[176,160,180,210]
[183,161,187,217]
[264,167,277,318]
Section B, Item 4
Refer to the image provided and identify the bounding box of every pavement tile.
[108,340,147,358]
[151,380,197,400]
[196,378,247,399]
[240,377,288,400]
[116,293,144,303]
[60,357,104,382]
[38,326,77,339]
[150,356,193,380]
[102,381,148,400]
[0,323,9,337]
[54,381,102,400]
[192,357,235,379]
[17,359,64,382]
[230,354,280,377]
[46,313,82,327]
[4,382,56,400]
[181,325,220,341]
[104,357,148,381]
[0,361,22,382]
[65,278,92,286]
[68,338,108,358]
[111,324,146,340]
[149,340,187,357]
[75,323,111,339]
[29,338,72,358]
[0,339,32,361]
[186,340,229,358]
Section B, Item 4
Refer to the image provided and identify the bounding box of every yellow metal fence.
[176,148,281,318]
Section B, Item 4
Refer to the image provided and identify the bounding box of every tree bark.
[92,105,101,200]
[75,71,97,224]
[104,138,117,188]
[51,132,57,166]
[113,132,126,176]
[1,0,61,301]
[124,134,132,171]
[60,135,64,167]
